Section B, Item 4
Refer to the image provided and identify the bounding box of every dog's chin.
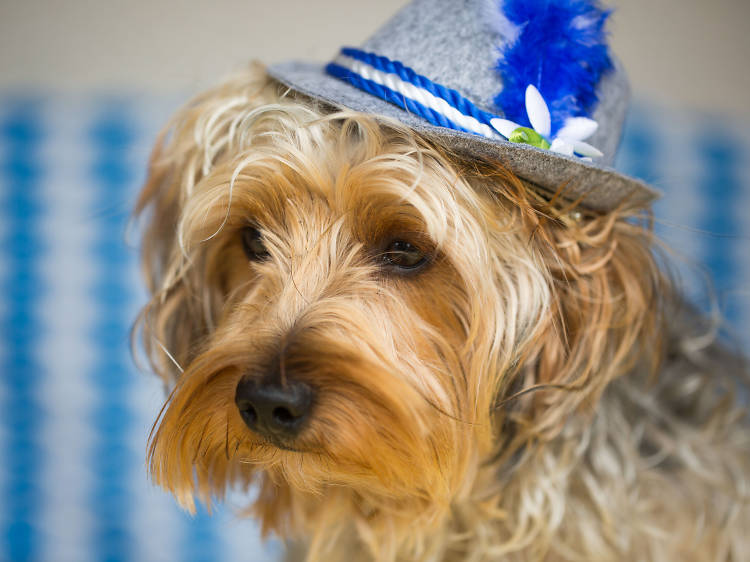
[260,436,307,453]
[239,423,454,499]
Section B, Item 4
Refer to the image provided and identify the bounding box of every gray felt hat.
[268,0,658,212]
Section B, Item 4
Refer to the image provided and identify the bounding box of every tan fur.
[134,62,750,561]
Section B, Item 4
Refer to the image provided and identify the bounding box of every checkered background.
[0,93,748,562]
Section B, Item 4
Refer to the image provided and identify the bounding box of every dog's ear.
[463,166,668,440]
[518,203,668,437]
[134,62,274,383]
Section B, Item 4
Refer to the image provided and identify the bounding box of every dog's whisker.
[287,264,309,308]
[416,387,475,426]
[153,336,185,374]
[224,413,231,460]
[192,417,212,465]
[492,382,580,410]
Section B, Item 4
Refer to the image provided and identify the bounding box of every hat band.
[325,48,502,140]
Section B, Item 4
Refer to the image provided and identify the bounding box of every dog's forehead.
[262,186,433,246]
[226,156,461,240]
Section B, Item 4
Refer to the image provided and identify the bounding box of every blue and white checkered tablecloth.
[0,93,748,562]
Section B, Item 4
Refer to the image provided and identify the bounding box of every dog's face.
[136,65,661,555]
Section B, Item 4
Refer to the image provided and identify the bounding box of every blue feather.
[493,0,613,136]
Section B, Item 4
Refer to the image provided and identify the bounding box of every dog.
[134,61,750,561]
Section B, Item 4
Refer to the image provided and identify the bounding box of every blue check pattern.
[0,93,748,562]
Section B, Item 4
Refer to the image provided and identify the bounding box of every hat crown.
[364,0,504,115]
[359,0,629,165]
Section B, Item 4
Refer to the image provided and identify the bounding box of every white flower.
[490,85,603,159]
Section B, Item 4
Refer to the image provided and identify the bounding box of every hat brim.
[268,61,659,212]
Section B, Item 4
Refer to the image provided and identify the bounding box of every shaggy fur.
[134,62,750,561]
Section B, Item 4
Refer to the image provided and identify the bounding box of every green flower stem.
[508,126,551,150]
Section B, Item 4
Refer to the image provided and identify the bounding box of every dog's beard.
[148,277,472,511]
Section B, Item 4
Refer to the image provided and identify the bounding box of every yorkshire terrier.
[135,63,750,561]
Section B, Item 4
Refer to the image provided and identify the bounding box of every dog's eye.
[241,226,270,262]
[382,240,427,271]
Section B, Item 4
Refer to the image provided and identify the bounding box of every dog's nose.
[235,377,314,439]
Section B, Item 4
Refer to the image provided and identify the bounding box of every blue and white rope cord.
[326,48,502,140]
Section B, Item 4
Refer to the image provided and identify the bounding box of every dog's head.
[135,64,664,555]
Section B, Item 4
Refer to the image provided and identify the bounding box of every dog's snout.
[235,377,314,439]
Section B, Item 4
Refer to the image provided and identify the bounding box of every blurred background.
[0,1,748,561]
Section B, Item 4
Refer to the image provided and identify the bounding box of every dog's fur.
[135,63,750,561]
